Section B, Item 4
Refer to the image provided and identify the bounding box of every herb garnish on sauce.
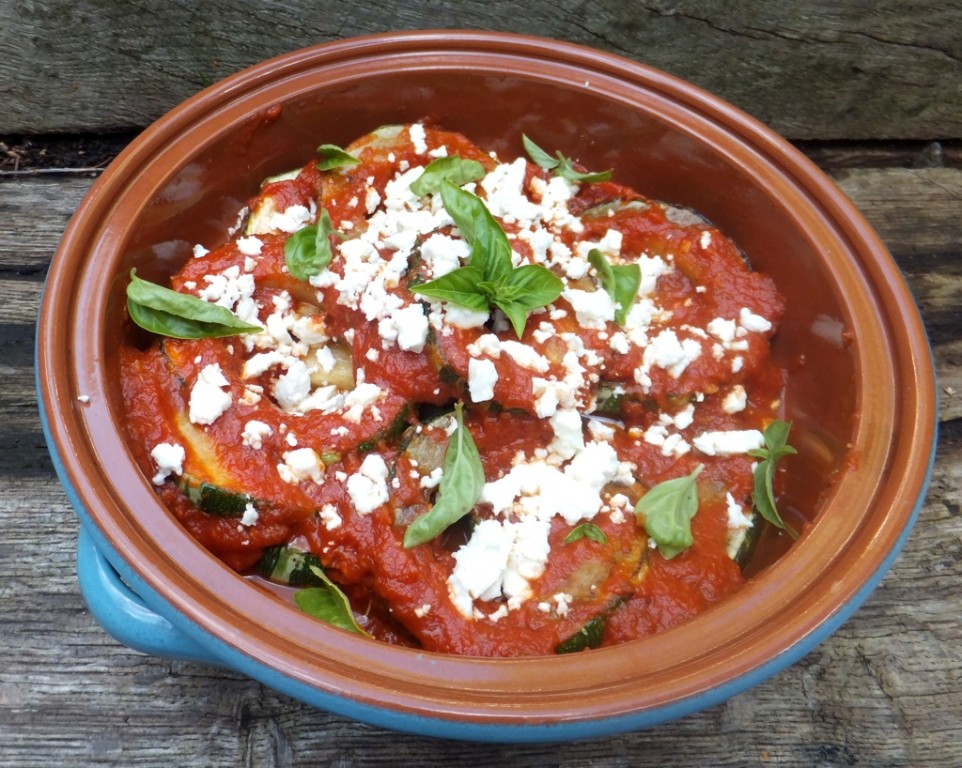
[126,269,262,339]
[411,181,563,337]
[635,464,704,560]
[403,403,485,548]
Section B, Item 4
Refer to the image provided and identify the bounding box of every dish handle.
[77,524,222,666]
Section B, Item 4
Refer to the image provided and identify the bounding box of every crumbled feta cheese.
[393,304,430,353]
[346,454,390,514]
[239,503,259,527]
[273,360,313,412]
[236,236,263,256]
[548,408,584,461]
[726,492,753,530]
[150,442,185,485]
[468,357,498,402]
[644,329,702,378]
[739,307,773,333]
[319,503,343,531]
[562,288,616,329]
[242,420,273,450]
[722,385,748,414]
[277,447,325,484]
[500,340,550,373]
[342,382,383,423]
[409,123,428,154]
[419,467,444,489]
[189,364,232,425]
[693,429,765,456]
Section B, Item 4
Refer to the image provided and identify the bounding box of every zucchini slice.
[257,544,325,587]
[179,473,255,518]
[728,511,760,569]
[555,597,624,654]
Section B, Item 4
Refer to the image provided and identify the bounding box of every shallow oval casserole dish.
[36,30,937,742]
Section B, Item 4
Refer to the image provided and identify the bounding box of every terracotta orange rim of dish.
[38,30,936,724]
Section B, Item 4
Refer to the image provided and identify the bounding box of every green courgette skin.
[257,545,325,587]
[180,474,254,517]
[731,512,761,570]
[554,598,625,654]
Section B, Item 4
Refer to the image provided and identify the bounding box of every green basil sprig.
[410,155,486,196]
[404,403,485,548]
[748,420,799,538]
[634,464,704,560]
[284,208,337,281]
[316,143,359,171]
[411,181,563,337]
[563,522,609,546]
[126,269,262,339]
[294,566,370,636]
[587,248,641,326]
[522,135,613,183]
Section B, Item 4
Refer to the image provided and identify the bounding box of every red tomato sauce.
[120,123,787,657]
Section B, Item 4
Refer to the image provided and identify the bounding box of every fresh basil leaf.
[316,143,359,171]
[564,522,609,545]
[284,209,336,281]
[522,134,561,171]
[635,464,704,559]
[126,269,262,339]
[587,248,641,326]
[504,263,564,307]
[522,135,612,183]
[404,403,485,548]
[555,157,613,184]
[439,181,512,283]
[410,156,486,196]
[410,266,490,311]
[493,299,530,339]
[748,420,798,538]
[414,182,562,337]
[491,264,563,337]
[295,566,370,636]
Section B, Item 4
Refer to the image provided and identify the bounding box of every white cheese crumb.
[692,429,765,456]
[468,357,498,402]
[409,123,429,154]
[150,442,185,485]
[393,304,430,353]
[562,288,616,329]
[277,447,325,484]
[726,492,753,530]
[739,307,773,333]
[241,420,273,450]
[346,454,390,514]
[236,236,263,256]
[419,467,444,489]
[722,385,748,414]
[342,382,383,423]
[319,503,343,531]
[188,364,232,425]
[239,503,259,527]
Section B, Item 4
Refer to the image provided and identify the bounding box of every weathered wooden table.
[2,4,960,766]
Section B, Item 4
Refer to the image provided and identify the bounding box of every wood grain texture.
[2,1,961,140]
[1,159,960,766]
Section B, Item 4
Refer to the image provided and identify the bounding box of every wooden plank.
[1,161,960,766]
[1,1,961,140]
